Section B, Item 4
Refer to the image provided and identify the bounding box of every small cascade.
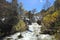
[4,23,56,40]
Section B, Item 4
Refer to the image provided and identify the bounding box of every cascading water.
[4,23,56,40]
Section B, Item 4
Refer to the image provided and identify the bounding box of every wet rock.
[37,20,41,25]
[18,34,23,39]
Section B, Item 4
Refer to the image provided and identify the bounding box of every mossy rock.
[54,33,60,40]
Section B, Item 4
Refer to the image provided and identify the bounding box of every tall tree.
[54,0,60,10]
[19,2,24,19]
[43,0,51,10]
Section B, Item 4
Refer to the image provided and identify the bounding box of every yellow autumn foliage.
[52,11,59,18]
[43,11,59,27]
[43,14,51,23]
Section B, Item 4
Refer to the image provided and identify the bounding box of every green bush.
[13,20,28,32]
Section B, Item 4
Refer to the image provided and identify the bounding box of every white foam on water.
[4,23,55,40]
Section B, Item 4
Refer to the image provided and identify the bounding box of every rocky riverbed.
[3,23,56,40]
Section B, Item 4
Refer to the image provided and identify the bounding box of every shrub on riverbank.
[13,20,28,32]
[41,10,60,34]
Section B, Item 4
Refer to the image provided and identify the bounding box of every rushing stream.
[4,23,56,40]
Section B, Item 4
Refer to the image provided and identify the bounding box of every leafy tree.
[0,0,18,37]
[54,0,60,10]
